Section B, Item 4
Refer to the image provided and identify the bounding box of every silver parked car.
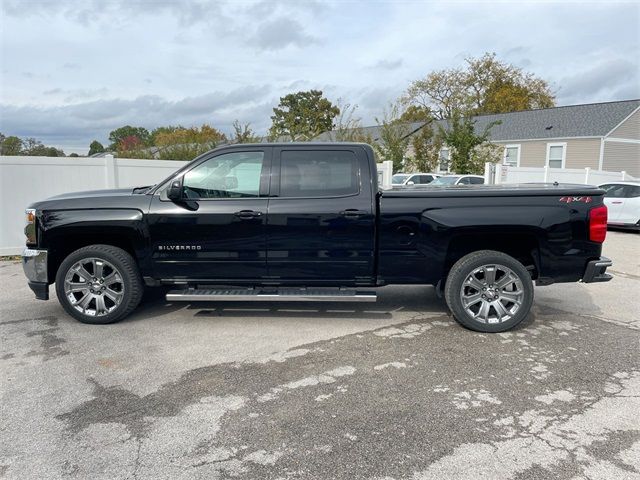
[392,173,441,186]
[430,174,485,186]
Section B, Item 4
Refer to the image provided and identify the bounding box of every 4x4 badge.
[559,196,592,203]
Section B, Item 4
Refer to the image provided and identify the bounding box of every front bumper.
[22,248,49,300]
[582,256,613,283]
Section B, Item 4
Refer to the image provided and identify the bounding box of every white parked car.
[392,172,440,186]
[599,182,640,230]
[430,174,485,186]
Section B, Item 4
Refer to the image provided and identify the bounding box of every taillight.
[589,205,607,243]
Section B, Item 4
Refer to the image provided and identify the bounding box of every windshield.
[392,174,410,184]
[431,176,460,185]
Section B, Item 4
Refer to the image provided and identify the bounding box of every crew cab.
[22,143,612,332]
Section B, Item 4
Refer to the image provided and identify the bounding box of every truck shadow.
[128,285,447,322]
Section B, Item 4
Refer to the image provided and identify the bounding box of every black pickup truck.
[22,142,612,332]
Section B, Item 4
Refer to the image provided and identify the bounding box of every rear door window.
[601,184,627,198]
[279,150,359,198]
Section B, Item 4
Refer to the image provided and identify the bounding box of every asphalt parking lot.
[1,231,639,480]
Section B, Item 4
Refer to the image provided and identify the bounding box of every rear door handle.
[340,209,367,218]
[611,201,623,204]
[234,210,262,219]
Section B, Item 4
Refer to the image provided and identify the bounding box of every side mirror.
[167,178,183,201]
[406,181,415,186]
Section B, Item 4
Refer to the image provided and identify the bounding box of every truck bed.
[382,183,602,197]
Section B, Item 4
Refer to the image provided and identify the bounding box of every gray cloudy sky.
[1,0,639,154]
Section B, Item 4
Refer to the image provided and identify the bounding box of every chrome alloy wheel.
[460,264,524,324]
[63,257,124,317]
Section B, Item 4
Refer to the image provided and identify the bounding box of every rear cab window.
[278,150,360,198]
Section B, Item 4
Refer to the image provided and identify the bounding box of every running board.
[166,287,377,303]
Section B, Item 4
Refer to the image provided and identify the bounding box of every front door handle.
[234,210,262,219]
[340,209,367,218]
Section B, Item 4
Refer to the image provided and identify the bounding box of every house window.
[546,143,566,169]
[438,148,450,172]
[503,144,520,167]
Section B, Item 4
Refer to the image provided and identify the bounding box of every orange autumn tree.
[155,125,227,160]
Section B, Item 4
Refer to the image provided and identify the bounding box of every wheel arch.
[45,228,142,284]
[442,230,541,284]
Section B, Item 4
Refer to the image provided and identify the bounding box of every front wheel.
[55,245,143,324]
[444,250,534,333]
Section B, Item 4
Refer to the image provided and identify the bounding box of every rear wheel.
[444,250,534,333]
[55,245,143,324]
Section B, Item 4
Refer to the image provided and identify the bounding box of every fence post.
[104,154,118,189]
[377,160,393,189]
[584,167,590,185]
[484,162,493,184]
[543,165,549,182]
[622,171,627,181]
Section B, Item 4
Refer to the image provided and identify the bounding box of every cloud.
[1,0,225,26]
[0,86,273,151]
[249,17,319,50]
[1,0,639,154]
[369,59,403,70]
[42,87,110,102]
[558,58,639,104]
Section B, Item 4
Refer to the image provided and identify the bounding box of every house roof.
[461,99,640,141]
[316,99,640,144]
[314,122,425,144]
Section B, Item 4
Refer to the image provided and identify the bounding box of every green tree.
[108,125,150,150]
[404,52,555,118]
[21,137,65,156]
[408,122,442,173]
[231,120,261,144]
[325,101,374,143]
[269,89,340,141]
[399,105,432,123]
[1,135,24,155]
[150,126,181,146]
[88,140,105,156]
[155,124,227,160]
[437,110,500,174]
[69,153,79,157]
[373,103,412,172]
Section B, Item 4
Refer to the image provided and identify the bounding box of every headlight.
[25,208,36,245]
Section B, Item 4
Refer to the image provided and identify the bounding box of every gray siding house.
[318,99,640,177]
[468,99,640,177]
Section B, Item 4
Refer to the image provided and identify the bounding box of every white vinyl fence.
[2,155,635,255]
[0,155,186,255]
[377,160,393,189]
[485,164,637,185]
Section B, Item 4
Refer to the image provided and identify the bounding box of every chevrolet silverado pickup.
[22,143,612,332]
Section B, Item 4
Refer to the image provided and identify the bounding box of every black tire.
[55,244,143,324]
[444,250,534,333]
